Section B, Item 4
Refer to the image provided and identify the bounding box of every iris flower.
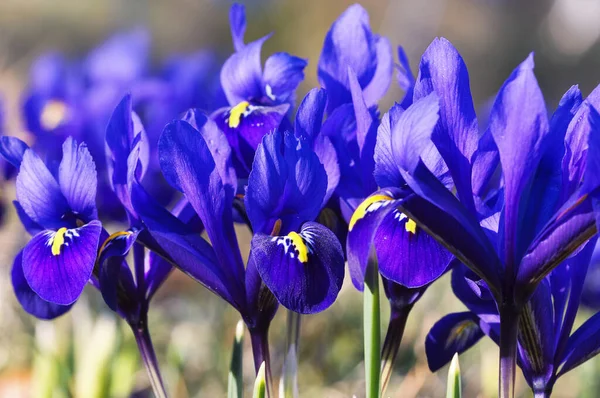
[131,98,344,393]
[427,238,600,397]
[344,37,600,397]
[317,4,392,113]
[0,135,101,316]
[212,3,307,178]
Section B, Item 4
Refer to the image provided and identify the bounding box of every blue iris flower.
[426,238,600,397]
[212,3,307,179]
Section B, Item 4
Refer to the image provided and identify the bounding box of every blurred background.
[1,0,600,397]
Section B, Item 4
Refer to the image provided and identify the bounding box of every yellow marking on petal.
[98,231,132,256]
[228,101,250,128]
[51,227,68,256]
[348,194,393,231]
[40,100,68,130]
[405,218,417,234]
[445,320,475,350]
[288,231,308,263]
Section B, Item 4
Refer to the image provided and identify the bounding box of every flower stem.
[364,259,381,398]
[131,322,168,398]
[380,304,413,395]
[281,311,301,398]
[499,305,520,398]
[250,327,273,397]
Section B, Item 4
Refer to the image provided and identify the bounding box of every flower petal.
[22,220,102,305]
[295,88,327,143]
[229,3,247,51]
[396,46,415,108]
[558,309,600,376]
[375,207,453,288]
[12,251,72,319]
[318,4,378,111]
[58,137,98,221]
[251,222,345,314]
[16,149,69,228]
[362,35,392,108]
[262,52,307,103]
[212,103,289,177]
[374,104,404,189]
[488,53,549,267]
[158,120,245,296]
[414,38,479,211]
[130,182,238,307]
[0,136,29,168]
[245,130,327,234]
[425,312,485,372]
[221,35,269,105]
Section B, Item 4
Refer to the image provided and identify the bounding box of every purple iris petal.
[245,130,327,235]
[362,36,392,108]
[22,220,102,305]
[414,37,479,212]
[182,110,237,189]
[0,136,29,168]
[58,137,98,221]
[425,312,485,372]
[212,103,289,178]
[374,104,405,189]
[558,310,600,377]
[16,149,69,228]
[251,222,344,314]
[158,120,246,296]
[318,4,386,112]
[229,3,247,51]
[14,201,44,235]
[221,35,269,105]
[346,189,404,290]
[517,279,555,388]
[145,251,173,301]
[375,207,453,288]
[295,88,327,142]
[488,53,549,268]
[11,250,72,320]
[396,46,415,109]
[97,229,140,311]
[131,183,237,308]
[262,52,307,104]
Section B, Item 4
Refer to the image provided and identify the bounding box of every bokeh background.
[1,0,600,397]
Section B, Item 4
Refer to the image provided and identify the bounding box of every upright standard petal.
[221,36,269,105]
[245,131,327,235]
[318,4,378,111]
[251,222,345,314]
[58,137,98,221]
[22,220,102,305]
[158,120,245,294]
[16,149,69,228]
[413,38,479,212]
[488,53,549,270]
[362,36,393,107]
[262,53,307,104]
[295,88,327,142]
[12,251,72,319]
[229,3,247,52]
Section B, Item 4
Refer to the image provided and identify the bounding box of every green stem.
[364,259,381,398]
[281,311,301,398]
[131,322,168,398]
[228,320,244,398]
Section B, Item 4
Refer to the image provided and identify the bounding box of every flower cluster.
[1,3,600,398]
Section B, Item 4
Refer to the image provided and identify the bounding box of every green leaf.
[364,258,381,398]
[228,320,244,398]
[446,353,462,398]
[253,362,267,398]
